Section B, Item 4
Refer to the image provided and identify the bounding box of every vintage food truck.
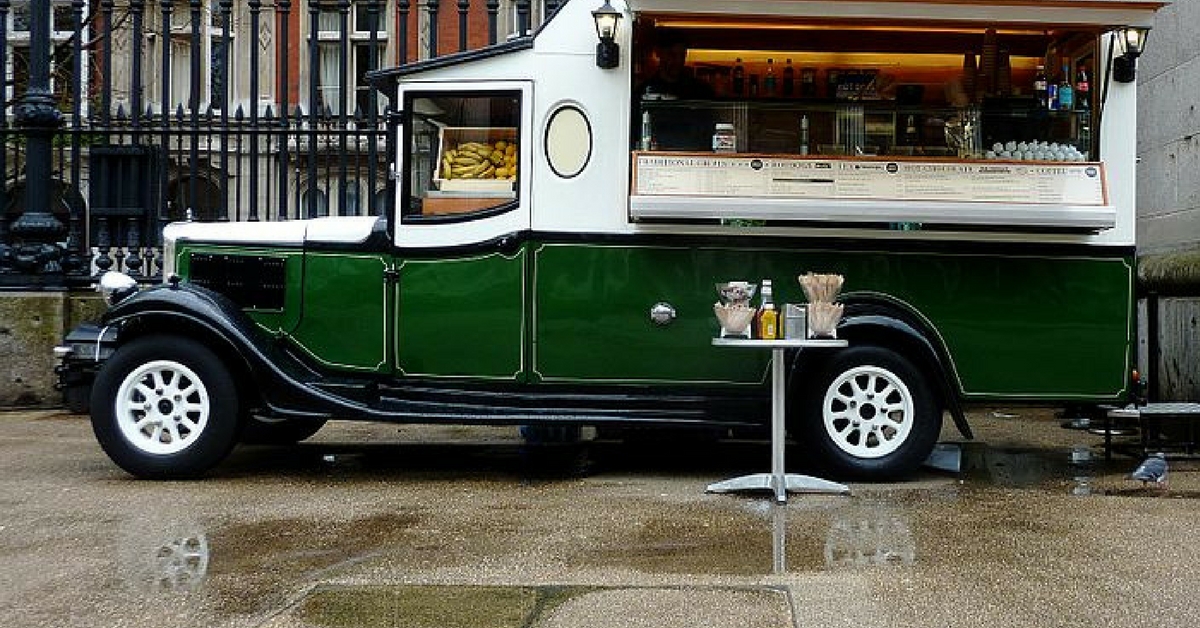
[58,0,1163,479]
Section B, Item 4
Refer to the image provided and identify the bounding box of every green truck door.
[393,249,527,380]
[391,82,533,381]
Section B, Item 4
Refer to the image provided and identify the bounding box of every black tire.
[240,416,327,445]
[90,335,241,479]
[64,384,90,414]
[796,346,942,480]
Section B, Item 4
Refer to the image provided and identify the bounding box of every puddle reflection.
[153,534,210,592]
[822,506,916,569]
[772,505,786,574]
[762,500,918,574]
[120,519,210,594]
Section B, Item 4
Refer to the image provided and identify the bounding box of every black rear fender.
[787,293,972,439]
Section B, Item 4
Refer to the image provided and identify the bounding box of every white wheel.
[822,365,915,459]
[115,360,211,456]
[799,346,941,479]
[91,335,240,478]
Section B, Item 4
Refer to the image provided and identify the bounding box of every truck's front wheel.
[798,346,941,480]
[90,335,241,479]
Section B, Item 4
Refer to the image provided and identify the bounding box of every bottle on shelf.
[1047,69,1059,110]
[749,74,760,97]
[904,115,918,147]
[640,110,653,151]
[800,67,817,98]
[1079,117,1092,160]
[756,279,778,340]
[1057,62,1074,111]
[782,59,795,97]
[981,28,998,96]
[962,52,977,102]
[764,58,777,96]
[732,58,745,96]
[1075,62,1090,110]
[1033,64,1049,109]
[997,48,1012,96]
[799,115,810,155]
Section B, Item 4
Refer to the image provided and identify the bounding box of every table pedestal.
[706,341,850,503]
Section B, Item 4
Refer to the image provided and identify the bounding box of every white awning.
[626,0,1166,28]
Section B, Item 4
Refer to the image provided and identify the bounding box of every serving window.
[628,17,1114,232]
[633,19,1101,161]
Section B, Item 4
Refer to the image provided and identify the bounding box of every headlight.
[161,225,179,281]
[96,271,139,305]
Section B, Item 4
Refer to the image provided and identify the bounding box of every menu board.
[634,154,1107,206]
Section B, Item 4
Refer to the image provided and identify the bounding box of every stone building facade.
[1137,0,1200,255]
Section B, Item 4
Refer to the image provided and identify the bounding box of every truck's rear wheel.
[90,335,241,479]
[798,346,941,480]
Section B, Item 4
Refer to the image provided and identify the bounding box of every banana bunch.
[441,140,519,180]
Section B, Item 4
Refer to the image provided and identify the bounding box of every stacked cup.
[714,281,758,338]
[799,273,844,338]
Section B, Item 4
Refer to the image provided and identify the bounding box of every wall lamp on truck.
[1112,26,1151,83]
[592,1,622,69]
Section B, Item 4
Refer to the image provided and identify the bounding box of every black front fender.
[93,283,347,418]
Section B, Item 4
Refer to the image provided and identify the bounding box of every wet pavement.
[2,409,1199,628]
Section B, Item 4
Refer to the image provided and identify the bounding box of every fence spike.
[7,0,500,281]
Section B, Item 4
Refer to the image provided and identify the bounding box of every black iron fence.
[0,0,547,287]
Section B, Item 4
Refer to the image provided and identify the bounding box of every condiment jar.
[712,123,737,153]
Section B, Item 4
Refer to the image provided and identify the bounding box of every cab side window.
[404,91,521,221]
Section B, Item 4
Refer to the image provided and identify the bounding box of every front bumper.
[53,323,119,412]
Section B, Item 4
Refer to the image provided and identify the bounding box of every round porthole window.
[544,105,592,179]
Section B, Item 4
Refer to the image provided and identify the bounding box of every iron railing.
[1,0,546,287]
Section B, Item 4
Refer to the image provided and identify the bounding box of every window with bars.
[4,1,79,111]
[159,1,234,112]
[313,1,388,116]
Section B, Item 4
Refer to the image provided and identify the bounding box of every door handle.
[650,302,677,326]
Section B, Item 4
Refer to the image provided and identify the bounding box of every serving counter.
[630,152,1112,232]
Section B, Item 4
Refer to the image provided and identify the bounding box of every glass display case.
[639,98,1093,161]
[633,22,1099,163]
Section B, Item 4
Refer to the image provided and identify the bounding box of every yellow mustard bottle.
[758,279,778,340]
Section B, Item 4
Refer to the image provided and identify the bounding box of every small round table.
[708,337,850,503]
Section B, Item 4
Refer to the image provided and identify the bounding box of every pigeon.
[1131,452,1168,488]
